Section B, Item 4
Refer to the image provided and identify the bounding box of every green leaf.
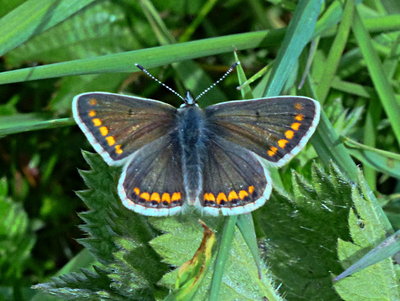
[35,152,168,300]
[33,266,125,301]
[5,1,139,67]
[334,172,399,300]
[255,163,354,300]
[150,216,283,301]
[0,0,25,18]
[150,217,210,268]
[0,0,96,56]
[77,151,165,265]
[165,222,216,301]
[0,180,36,283]
[335,230,400,281]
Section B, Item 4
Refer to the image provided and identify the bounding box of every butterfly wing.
[72,92,177,165]
[118,133,185,216]
[205,96,320,167]
[199,136,271,216]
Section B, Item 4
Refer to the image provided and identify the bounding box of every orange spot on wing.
[99,126,109,136]
[217,193,228,204]
[248,186,255,194]
[88,110,96,117]
[291,122,301,131]
[162,193,171,203]
[115,144,123,154]
[278,139,289,148]
[204,193,215,202]
[285,130,294,139]
[92,118,102,126]
[228,190,239,201]
[106,136,116,146]
[171,192,181,202]
[267,146,278,157]
[295,114,304,121]
[150,192,161,203]
[89,98,97,105]
[133,187,140,196]
[239,190,249,200]
[294,103,304,110]
[139,192,150,201]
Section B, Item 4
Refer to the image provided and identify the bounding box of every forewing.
[118,134,184,216]
[72,92,177,165]
[205,96,320,167]
[200,136,271,216]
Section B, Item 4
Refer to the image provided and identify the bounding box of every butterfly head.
[183,91,197,106]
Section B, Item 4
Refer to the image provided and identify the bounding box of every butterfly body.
[73,91,320,216]
[177,104,209,207]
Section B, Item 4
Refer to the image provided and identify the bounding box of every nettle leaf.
[334,172,399,300]
[254,163,354,300]
[150,217,282,300]
[34,152,169,300]
[0,178,36,283]
[150,216,208,267]
[33,266,124,301]
[107,236,166,300]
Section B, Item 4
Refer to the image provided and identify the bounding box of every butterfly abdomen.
[177,106,209,206]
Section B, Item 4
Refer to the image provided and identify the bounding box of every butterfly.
[72,63,320,216]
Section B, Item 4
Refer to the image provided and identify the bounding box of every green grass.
[0,0,399,300]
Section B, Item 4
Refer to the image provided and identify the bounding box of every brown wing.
[205,96,320,167]
[73,92,177,165]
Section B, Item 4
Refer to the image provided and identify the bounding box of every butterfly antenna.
[195,62,240,102]
[135,64,186,102]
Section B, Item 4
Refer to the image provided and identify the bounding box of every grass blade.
[301,78,359,180]
[352,7,400,147]
[236,214,262,278]
[208,216,237,301]
[344,137,400,179]
[178,0,218,42]
[335,230,400,281]
[0,115,74,137]
[0,31,284,85]
[263,0,323,97]
[316,0,354,103]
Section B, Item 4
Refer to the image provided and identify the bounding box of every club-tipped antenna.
[135,63,186,102]
[194,62,240,101]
